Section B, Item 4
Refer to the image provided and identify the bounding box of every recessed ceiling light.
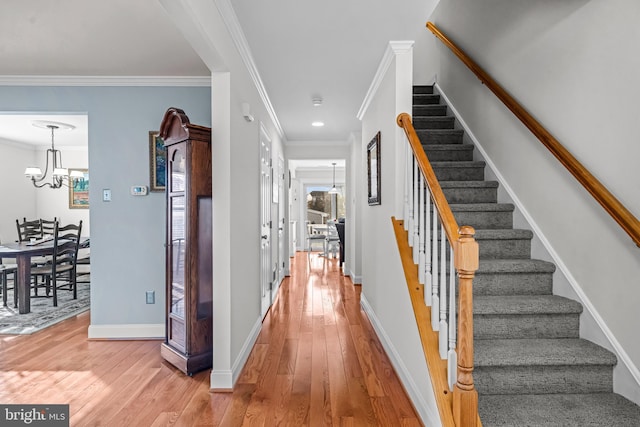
[312,121,324,127]
[312,97,323,107]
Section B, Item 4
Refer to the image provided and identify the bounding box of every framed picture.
[69,169,90,209]
[367,132,381,206]
[149,131,166,192]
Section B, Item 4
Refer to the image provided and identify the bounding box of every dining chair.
[30,220,83,307]
[16,218,43,242]
[325,220,340,259]
[305,221,326,265]
[0,240,18,308]
[40,217,57,237]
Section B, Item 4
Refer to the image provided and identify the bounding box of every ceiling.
[0,0,436,144]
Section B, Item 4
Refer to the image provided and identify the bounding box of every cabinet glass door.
[170,195,186,318]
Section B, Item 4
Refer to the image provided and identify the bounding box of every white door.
[276,156,286,290]
[260,128,273,318]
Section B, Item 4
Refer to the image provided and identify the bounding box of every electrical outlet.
[146,291,155,304]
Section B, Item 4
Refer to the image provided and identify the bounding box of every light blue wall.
[0,85,211,326]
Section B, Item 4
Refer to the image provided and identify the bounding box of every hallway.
[0,252,422,426]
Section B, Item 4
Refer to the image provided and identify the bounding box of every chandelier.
[24,121,84,189]
[328,162,339,194]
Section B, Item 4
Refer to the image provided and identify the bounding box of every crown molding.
[357,40,414,120]
[0,75,211,87]
[215,0,285,140]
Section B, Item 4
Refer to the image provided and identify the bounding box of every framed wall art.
[367,132,381,206]
[69,169,90,209]
[149,131,166,192]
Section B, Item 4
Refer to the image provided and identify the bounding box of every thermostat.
[130,185,148,196]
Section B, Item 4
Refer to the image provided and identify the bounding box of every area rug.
[0,278,90,335]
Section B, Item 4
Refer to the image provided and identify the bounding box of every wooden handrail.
[397,113,460,245]
[396,113,479,427]
[426,21,640,247]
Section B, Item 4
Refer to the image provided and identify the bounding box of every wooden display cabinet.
[159,107,212,375]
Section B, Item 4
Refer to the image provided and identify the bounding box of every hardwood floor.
[0,252,422,426]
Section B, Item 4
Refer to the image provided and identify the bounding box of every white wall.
[359,42,441,426]
[430,0,640,402]
[0,140,37,243]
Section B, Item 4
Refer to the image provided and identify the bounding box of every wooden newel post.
[453,225,479,427]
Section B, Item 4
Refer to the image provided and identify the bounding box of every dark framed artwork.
[367,131,381,206]
[69,169,89,209]
[149,131,166,192]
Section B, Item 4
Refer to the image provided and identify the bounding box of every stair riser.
[413,86,434,95]
[443,187,497,204]
[413,117,455,129]
[417,130,463,144]
[413,94,440,105]
[475,365,613,395]
[477,238,530,259]
[473,273,553,296]
[434,166,484,181]
[424,148,474,162]
[452,211,513,230]
[413,105,447,116]
[475,314,580,340]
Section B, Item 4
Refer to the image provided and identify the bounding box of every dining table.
[0,238,61,314]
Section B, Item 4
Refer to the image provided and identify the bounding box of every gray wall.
[0,85,211,327]
[429,0,640,402]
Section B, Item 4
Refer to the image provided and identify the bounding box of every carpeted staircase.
[412,85,640,426]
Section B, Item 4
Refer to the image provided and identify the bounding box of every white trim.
[360,295,440,426]
[435,82,640,404]
[357,41,415,121]
[349,271,362,285]
[215,0,285,140]
[87,323,164,339]
[231,316,263,385]
[0,75,211,87]
[210,370,233,390]
[285,139,351,147]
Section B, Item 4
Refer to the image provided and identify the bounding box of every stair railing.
[426,21,640,248]
[397,112,479,427]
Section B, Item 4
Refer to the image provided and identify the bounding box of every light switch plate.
[102,189,111,202]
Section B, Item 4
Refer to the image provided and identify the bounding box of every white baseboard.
[360,295,440,426]
[87,323,164,339]
[210,370,233,390]
[231,316,262,385]
[435,83,640,406]
[348,270,362,284]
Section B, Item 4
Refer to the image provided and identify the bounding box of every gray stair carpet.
[412,85,640,426]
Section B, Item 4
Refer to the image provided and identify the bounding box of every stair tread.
[423,144,474,151]
[474,295,583,315]
[439,180,498,188]
[431,160,485,168]
[475,338,617,367]
[418,128,463,134]
[449,203,514,212]
[479,393,640,426]
[477,258,556,273]
[474,229,533,239]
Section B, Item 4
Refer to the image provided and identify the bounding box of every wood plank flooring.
[0,252,422,426]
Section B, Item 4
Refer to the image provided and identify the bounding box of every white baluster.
[413,159,420,264]
[439,223,448,360]
[448,244,457,390]
[404,140,409,230]
[424,188,432,307]
[418,174,426,285]
[408,157,414,246]
[431,212,439,331]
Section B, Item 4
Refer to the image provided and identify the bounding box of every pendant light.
[328,162,339,194]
